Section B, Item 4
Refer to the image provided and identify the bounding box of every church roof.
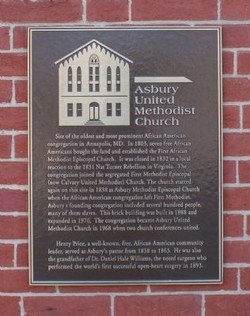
[55,39,133,65]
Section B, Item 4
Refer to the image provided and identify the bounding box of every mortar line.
[217,0,221,20]
[128,0,132,21]
[82,0,87,23]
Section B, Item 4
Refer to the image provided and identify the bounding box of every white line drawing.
[55,39,133,126]
[134,77,192,83]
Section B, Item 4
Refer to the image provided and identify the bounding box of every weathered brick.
[0,296,20,316]
[0,0,82,23]
[87,0,128,21]
[0,27,10,50]
[238,51,250,74]
[24,296,110,316]
[132,0,217,20]
[239,161,250,183]
[0,270,54,293]
[240,267,250,290]
[0,107,28,130]
[13,26,28,49]
[224,214,243,237]
[224,133,250,156]
[223,78,250,102]
[0,162,28,185]
[0,80,12,103]
[223,106,240,129]
[15,80,27,103]
[223,160,236,183]
[0,244,14,267]
[221,0,250,20]
[115,295,201,316]
[224,241,250,263]
[17,243,28,267]
[224,187,250,210]
[206,295,250,316]
[0,216,28,239]
[223,51,234,74]
[15,134,28,158]
[0,53,27,76]
[246,216,250,235]
[223,25,250,48]
[0,189,27,212]
[243,105,250,128]
[0,135,11,158]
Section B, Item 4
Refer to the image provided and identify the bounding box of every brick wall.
[0,0,249,315]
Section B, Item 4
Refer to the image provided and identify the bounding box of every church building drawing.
[55,39,133,126]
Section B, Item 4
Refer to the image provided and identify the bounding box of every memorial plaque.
[29,27,222,284]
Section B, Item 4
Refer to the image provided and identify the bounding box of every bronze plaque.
[29,27,222,284]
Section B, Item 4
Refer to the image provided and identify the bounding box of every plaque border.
[28,26,223,286]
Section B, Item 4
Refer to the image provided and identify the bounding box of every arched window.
[77,103,82,116]
[67,103,73,117]
[116,103,121,116]
[107,103,112,116]
[116,66,121,92]
[89,54,99,92]
[107,66,112,92]
[68,67,72,92]
[77,67,82,92]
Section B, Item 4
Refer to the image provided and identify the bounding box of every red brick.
[238,52,250,74]
[15,134,28,158]
[0,216,27,239]
[0,135,11,158]
[223,160,236,183]
[0,296,20,316]
[0,53,27,76]
[243,105,250,128]
[247,216,250,235]
[15,80,27,103]
[223,51,234,74]
[116,295,201,316]
[240,267,250,290]
[224,241,250,263]
[206,295,250,316]
[224,187,250,210]
[224,133,250,156]
[87,0,128,21]
[0,162,28,185]
[239,161,250,183]
[0,0,82,23]
[132,0,217,20]
[17,243,28,267]
[0,189,27,212]
[223,25,250,48]
[223,106,240,129]
[13,26,28,49]
[223,78,250,102]
[0,107,28,130]
[0,270,54,293]
[221,0,250,20]
[151,268,237,292]
[0,244,14,267]
[0,80,12,103]
[24,296,110,316]
[224,214,243,237]
[0,27,9,50]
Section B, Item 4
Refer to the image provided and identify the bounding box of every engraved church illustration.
[55,40,133,126]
